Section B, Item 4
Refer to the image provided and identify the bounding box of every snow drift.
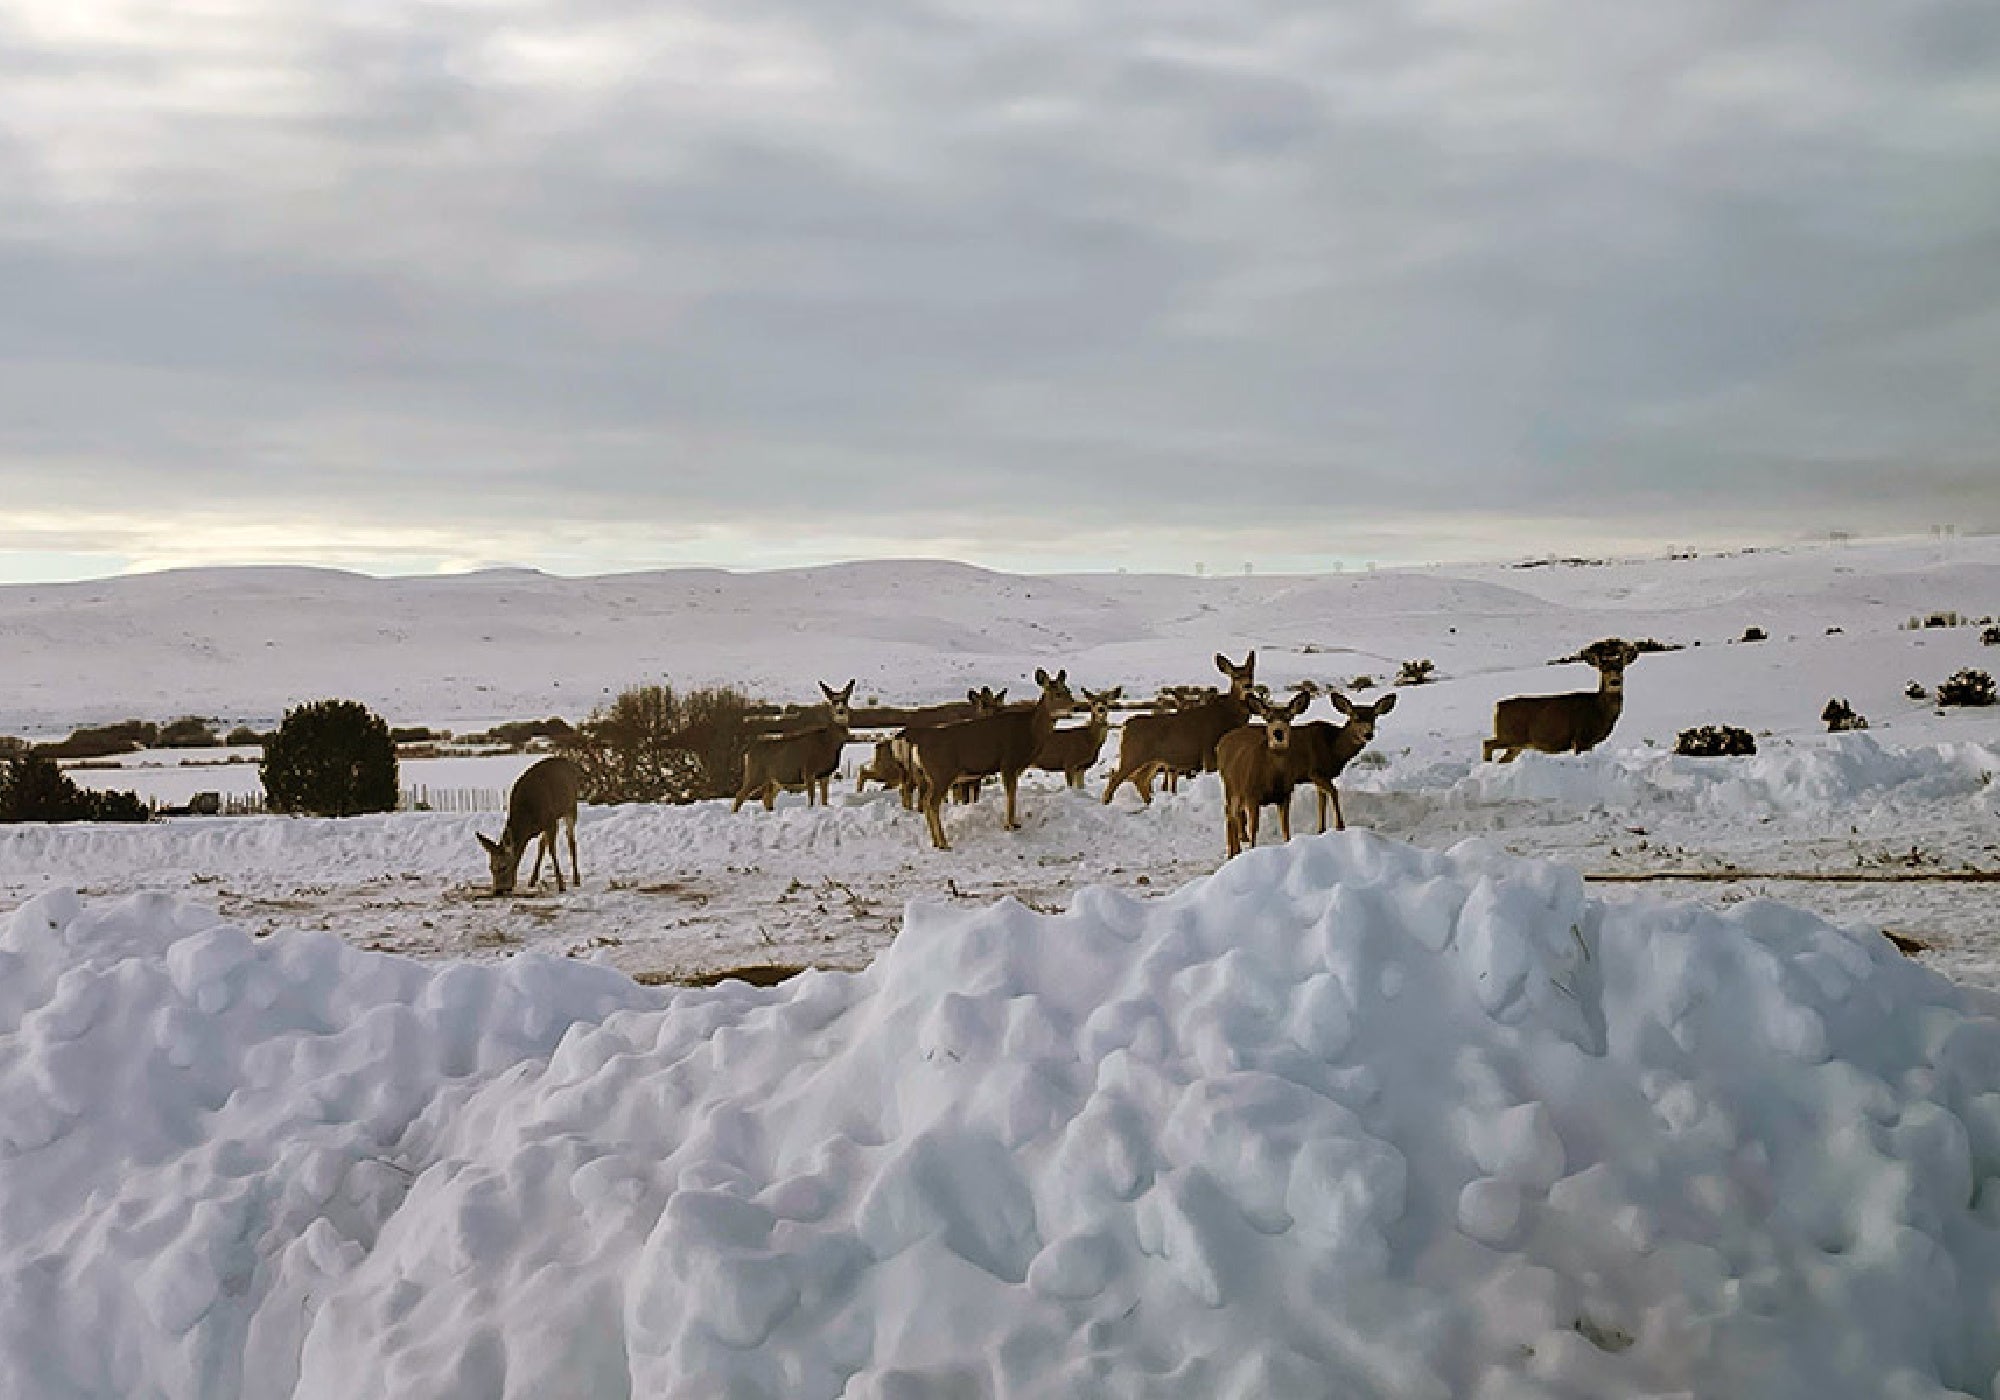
[5,834,2000,1397]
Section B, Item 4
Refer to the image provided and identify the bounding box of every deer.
[477,755,583,895]
[733,680,855,812]
[1032,685,1122,788]
[890,687,1005,810]
[1217,689,1312,858]
[1287,690,1396,832]
[855,739,909,801]
[906,668,1075,850]
[1102,652,1257,804]
[1482,639,1642,762]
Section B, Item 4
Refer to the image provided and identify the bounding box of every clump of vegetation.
[36,719,158,760]
[1348,674,1376,691]
[0,736,24,756]
[464,717,575,749]
[558,684,756,804]
[157,716,220,748]
[1737,627,1767,643]
[1821,698,1868,732]
[1676,725,1757,757]
[1938,669,1997,708]
[390,726,445,745]
[1906,681,1929,701]
[225,726,268,747]
[1395,659,1436,686]
[1983,626,2000,646]
[260,699,400,817]
[0,753,149,823]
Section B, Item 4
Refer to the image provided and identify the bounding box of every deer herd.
[479,639,1649,893]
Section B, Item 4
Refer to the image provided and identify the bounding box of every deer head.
[1328,690,1398,745]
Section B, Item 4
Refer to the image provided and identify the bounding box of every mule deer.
[890,688,1005,809]
[907,669,1074,849]
[1217,689,1311,858]
[1288,691,1396,832]
[1032,685,1122,788]
[855,739,909,800]
[733,680,855,811]
[1483,640,1640,762]
[1102,652,1256,804]
[478,755,582,895]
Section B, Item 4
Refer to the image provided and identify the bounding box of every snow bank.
[1385,733,2000,821]
[6,835,2000,1397]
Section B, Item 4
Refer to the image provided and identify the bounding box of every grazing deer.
[1102,652,1257,804]
[1032,685,1122,788]
[1287,691,1396,832]
[1483,640,1641,762]
[907,669,1075,850]
[477,755,583,895]
[733,680,855,812]
[1217,690,1312,858]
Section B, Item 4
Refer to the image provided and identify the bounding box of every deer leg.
[528,833,548,889]
[566,816,580,886]
[1278,798,1293,844]
[1329,785,1346,832]
[1002,771,1021,830]
[923,788,951,850]
[1134,764,1157,805]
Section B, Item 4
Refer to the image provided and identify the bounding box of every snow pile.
[7,836,2000,1397]
[1399,733,2000,821]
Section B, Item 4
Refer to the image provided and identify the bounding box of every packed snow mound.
[1385,732,2000,820]
[7,837,2000,1397]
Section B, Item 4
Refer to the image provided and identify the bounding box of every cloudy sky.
[2,0,1997,582]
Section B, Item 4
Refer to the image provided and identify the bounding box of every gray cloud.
[1,0,1998,576]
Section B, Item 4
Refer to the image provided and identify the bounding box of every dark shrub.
[1982,626,2000,646]
[1821,699,1868,732]
[1396,659,1436,686]
[1938,669,1997,708]
[1676,725,1757,757]
[558,685,755,804]
[37,719,157,760]
[157,717,220,748]
[1906,681,1929,701]
[260,699,399,817]
[225,726,266,747]
[1738,627,1767,643]
[0,753,150,823]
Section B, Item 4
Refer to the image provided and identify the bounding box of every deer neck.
[1597,671,1626,718]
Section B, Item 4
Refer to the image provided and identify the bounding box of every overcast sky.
[2,0,1997,582]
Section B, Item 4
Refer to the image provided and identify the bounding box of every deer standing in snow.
[1102,652,1256,803]
[733,680,855,811]
[1483,640,1641,762]
[1217,689,1312,858]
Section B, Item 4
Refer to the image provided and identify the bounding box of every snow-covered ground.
[4,536,2000,1395]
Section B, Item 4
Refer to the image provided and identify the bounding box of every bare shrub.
[1906,681,1929,701]
[1821,698,1868,732]
[1982,626,2000,646]
[1395,659,1435,686]
[559,684,756,804]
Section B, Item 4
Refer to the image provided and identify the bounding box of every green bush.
[260,699,400,817]
[0,753,150,823]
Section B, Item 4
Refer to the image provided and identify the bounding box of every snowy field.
[4,536,2000,1396]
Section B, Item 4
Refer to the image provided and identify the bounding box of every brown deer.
[1102,652,1257,804]
[1217,689,1312,858]
[907,669,1075,850]
[855,739,909,800]
[891,688,1005,809]
[1287,691,1396,832]
[733,680,855,811]
[1032,685,1122,788]
[477,755,583,895]
[1483,640,1641,762]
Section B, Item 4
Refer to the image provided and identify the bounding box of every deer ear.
[1328,691,1355,715]
[1036,668,1049,686]
[1376,692,1398,714]
[476,833,499,855]
[1289,690,1312,716]
[967,689,980,705]
[994,689,1007,704]
[820,681,836,701]
[1214,653,1230,674]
